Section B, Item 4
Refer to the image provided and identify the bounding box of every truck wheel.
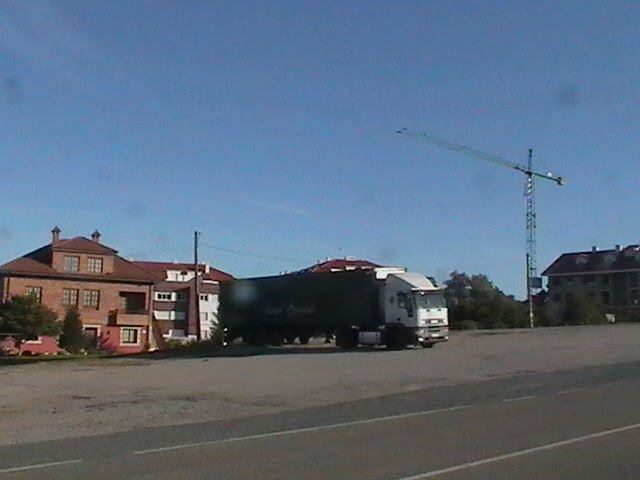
[298,334,310,345]
[385,328,408,350]
[243,330,257,345]
[422,342,435,348]
[249,329,267,346]
[269,331,284,346]
[336,329,358,349]
[285,333,297,345]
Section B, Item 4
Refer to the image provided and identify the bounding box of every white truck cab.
[378,268,449,347]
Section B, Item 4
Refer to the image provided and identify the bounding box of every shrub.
[59,308,85,354]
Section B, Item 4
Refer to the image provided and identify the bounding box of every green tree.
[59,307,85,353]
[444,271,528,329]
[562,295,606,325]
[0,295,60,345]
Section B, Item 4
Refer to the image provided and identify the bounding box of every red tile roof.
[132,261,234,282]
[53,237,117,254]
[0,257,57,275]
[542,245,640,276]
[299,258,380,273]
[0,238,156,283]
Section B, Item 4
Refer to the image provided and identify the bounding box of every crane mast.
[525,149,537,328]
[397,128,565,327]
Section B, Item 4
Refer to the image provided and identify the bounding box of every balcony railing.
[108,309,150,326]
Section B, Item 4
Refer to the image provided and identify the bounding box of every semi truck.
[220,267,448,349]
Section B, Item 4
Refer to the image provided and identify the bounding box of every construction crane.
[396,128,565,328]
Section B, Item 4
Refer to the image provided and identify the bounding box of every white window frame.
[62,288,79,306]
[24,336,43,345]
[25,286,43,302]
[87,257,104,274]
[83,289,100,309]
[120,327,142,346]
[63,255,80,273]
[199,294,209,302]
[154,310,186,321]
[155,292,173,301]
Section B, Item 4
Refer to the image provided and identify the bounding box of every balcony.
[108,309,150,326]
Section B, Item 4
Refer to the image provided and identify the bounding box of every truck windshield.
[415,292,446,309]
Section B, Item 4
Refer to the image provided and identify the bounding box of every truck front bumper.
[416,326,449,344]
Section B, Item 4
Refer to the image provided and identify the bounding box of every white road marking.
[556,388,584,395]
[395,421,640,479]
[134,404,472,455]
[0,459,83,475]
[502,395,537,403]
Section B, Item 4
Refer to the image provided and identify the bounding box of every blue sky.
[1,0,638,297]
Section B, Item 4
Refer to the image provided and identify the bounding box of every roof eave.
[0,270,155,284]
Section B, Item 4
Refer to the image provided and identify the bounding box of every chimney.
[615,244,621,252]
[91,230,101,243]
[591,246,598,253]
[51,226,61,243]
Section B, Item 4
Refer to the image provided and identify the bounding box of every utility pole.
[194,231,201,341]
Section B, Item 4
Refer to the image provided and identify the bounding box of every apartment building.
[542,244,640,316]
[0,227,157,354]
[132,261,233,341]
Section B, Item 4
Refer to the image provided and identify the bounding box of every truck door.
[385,289,413,325]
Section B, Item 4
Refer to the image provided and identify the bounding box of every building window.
[199,294,208,302]
[156,292,172,301]
[155,310,186,321]
[630,289,640,306]
[25,286,42,302]
[87,257,103,273]
[629,272,639,288]
[601,291,610,305]
[120,327,140,345]
[83,290,100,309]
[63,256,80,272]
[176,293,186,301]
[120,292,146,313]
[583,275,595,285]
[565,276,574,286]
[62,288,79,306]
[552,277,561,287]
[601,274,610,286]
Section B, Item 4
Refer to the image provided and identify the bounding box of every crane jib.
[396,128,565,185]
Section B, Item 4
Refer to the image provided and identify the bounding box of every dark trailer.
[220,270,383,346]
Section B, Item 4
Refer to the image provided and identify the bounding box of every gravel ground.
[1,324,639,446]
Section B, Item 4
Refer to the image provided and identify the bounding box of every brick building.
[0,227,157,354]
[542,244,640,319]
[132,261,233,341]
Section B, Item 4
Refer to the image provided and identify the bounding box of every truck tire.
[269,331,284,346]
[298,334,310,345]
[246,328,267,346]
[336,329,358,349]
[284,333,297,345]
[422,342,435,348]
[385,327,408,350]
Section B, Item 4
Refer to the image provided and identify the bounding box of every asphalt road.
[2,360,640,479]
